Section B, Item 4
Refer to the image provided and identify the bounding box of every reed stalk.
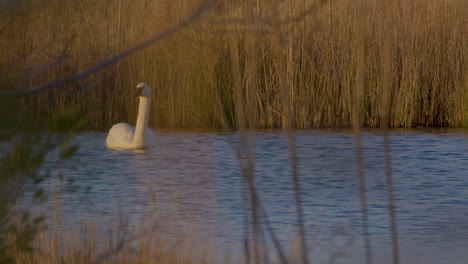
[352,1,372,263]
[381,1,400,263]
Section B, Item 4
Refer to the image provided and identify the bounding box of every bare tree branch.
[0,0,218,97]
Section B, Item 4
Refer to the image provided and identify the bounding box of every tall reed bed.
[0,0,466,129]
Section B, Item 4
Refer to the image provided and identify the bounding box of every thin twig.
[353,131,373,264]
[230,130,287,264]
[88,238,126,264]
[273,1,309,262]
[229,30,261,263]
[241,172,252,264]
[280,0,328,26]
[257,196,287,264]
[383,132,400,264]
[287,131,309,264]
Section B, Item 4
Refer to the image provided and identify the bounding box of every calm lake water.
[42,129,467,263]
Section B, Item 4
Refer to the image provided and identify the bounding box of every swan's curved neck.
[132,96,150,148]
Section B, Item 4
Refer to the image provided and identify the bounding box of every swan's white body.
[106,83,156,149]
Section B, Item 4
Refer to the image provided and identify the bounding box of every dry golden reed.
[11,220,217,264]
[0,0,466,129]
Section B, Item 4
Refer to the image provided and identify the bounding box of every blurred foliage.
[0,95,86,263]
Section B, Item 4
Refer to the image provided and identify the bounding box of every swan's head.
[136,82,151,98]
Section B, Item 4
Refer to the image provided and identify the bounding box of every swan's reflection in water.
[133,148,149,154]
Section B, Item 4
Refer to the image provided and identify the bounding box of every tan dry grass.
[14,228,216,264]
[0,0,466,129]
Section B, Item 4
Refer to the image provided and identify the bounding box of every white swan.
[106,82,156,149]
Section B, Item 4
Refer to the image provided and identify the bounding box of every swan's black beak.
[135,87,143,97]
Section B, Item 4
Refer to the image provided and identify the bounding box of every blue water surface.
[40,129,468,264]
